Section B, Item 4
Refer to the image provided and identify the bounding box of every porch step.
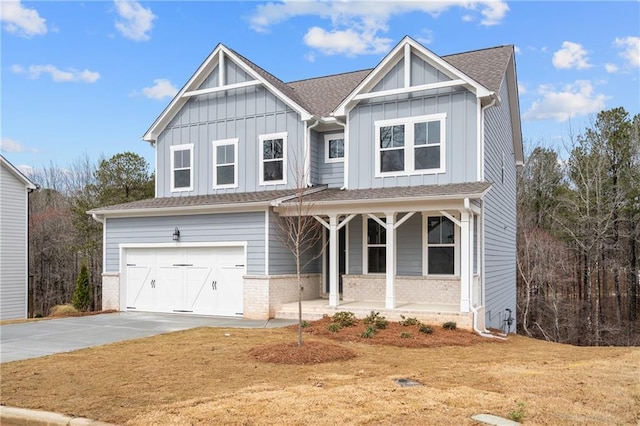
[274,300,468,326]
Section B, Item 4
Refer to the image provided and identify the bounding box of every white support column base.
[460,211,471,312]
[385,212,396,310]
[328,214,339,308]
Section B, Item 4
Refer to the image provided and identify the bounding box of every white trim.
[374,113,446,178]
[343,120,349,188]
[403,43,411,89]
[353,80,466,102]
[218,49,225,87]
[212,138,239,189]
[324,133,345,163]
[423,214,459,277]
[170,143,194,192]
[264,210,269,276]
[182,80,261,98]
[0,155,36,189]
[120,241,247,250]
[363,215,387,275]
[258,132,287,186]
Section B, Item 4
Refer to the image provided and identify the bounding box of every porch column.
[460,211,471,312]
[328,214,340,307]
[385,212,396,309]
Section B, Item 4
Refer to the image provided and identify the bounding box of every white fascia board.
[333,36,493,116]
[142,43,225,142]
[88,202,270,219]
[506,53,524,165]
[0,155,37,189]
[275,191,491,217]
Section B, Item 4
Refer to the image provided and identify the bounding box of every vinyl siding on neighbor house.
[0,164,29,320]
[483,77,517,331]
[104,211,266,275]
[155,61,305,197]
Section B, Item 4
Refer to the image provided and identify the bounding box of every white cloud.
[17,164,34,176]
[0,0,47,37]
[514,46,521,55]
[552,41,592,70]
[114,0,156,41]
[141,79,178,100]
[518,82,527,95]
[605,63,618,73]
[11,64,100,83]
[249,1,508,56]
[614,36,640,67]
[523,80,608,122]
[0,137,38,153]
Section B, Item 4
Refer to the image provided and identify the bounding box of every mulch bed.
[248,340,357,365]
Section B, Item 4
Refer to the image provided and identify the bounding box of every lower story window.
[427,216,455,275]
[367,218,386,273]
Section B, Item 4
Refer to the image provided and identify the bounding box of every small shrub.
[399,315,421,326]
[49,304,78,317]
[332,311,356,327]
[364,311,389,330]
[509,402,526,422]
[71,263,91,312]
[419,324,433,334]
[301,320,310,328]
[361,326,377,338]
[442,321,457,330]
[400,332,412,338]
[327,323,341,333]
[34,313,43,318]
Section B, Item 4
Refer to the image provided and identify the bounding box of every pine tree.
[72,263,91,311]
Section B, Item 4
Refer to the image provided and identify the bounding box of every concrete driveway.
[0,312,296,363]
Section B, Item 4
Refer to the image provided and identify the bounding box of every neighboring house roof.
[0,155,37,190]
[284,182,493,205]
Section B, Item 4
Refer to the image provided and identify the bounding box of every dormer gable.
[143,44,313,143]
[333,36,494,117]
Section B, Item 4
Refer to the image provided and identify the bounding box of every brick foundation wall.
[243,274,322,319]
[102,272,120,311]
[342,275,461,305]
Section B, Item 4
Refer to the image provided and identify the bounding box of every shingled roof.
[231,44,512,118]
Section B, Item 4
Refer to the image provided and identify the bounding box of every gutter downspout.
[479,94,498,181]
[305,119,320,187]
[323,117,347,190]
[463,197,497,339]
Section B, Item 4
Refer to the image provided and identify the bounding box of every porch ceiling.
[276,182,491,216]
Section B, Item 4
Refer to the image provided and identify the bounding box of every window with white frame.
[259,132,287,185]
[170,144,194,191]
[212,138,238,188]
[325,133,345,163]
[366,218,386,273]
[426,216,455,275]
[375,113,446,177]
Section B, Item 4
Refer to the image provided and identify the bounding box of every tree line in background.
[27,152,154,317]
[517,107,640,346]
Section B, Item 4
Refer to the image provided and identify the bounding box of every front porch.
[274,299,474,329]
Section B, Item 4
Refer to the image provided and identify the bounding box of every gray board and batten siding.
[348,54,478,190]
[482,76,517,331]
[155,60,305,197]
[314,130,345,188]
[267,208,321,275]
[0,163,30,320]
[104,212,266,275]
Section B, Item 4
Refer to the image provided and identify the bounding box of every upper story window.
[212,138,238,189]
[325,133,345,163]
[426,216,455,275]
[259,132,287,185]
[374,113,446,177]
[170,143,194,192]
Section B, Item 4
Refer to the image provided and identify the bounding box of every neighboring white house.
[0,155,37,320]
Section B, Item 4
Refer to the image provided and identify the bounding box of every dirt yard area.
[1,316,638,425]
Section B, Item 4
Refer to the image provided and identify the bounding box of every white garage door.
[125,246,244,317]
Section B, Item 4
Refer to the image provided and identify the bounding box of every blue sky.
[1,1,639,175]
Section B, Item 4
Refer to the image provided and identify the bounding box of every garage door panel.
[125,246,244,317]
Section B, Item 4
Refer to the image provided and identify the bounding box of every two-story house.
[89,36,522,333]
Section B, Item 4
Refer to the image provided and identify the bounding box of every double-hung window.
[325,133,345,163]
[259,132,287,185]
[366,218,386,273]
[426,216,455,275]
[170,143,193,191]
[212,138,238,188]
[374,113,446,177]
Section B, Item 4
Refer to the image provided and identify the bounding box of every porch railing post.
[328,214,339,307]
[385,212,396,309]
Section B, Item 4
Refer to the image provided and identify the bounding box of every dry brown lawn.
[1,317,639,425]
